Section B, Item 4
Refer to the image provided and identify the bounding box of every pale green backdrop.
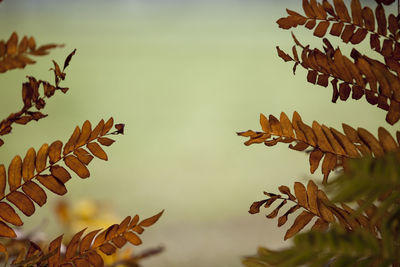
[0,0,393,266]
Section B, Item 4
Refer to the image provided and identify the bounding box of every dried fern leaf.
[21,210,163,266]
[0,32,61,73]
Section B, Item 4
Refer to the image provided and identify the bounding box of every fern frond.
[12,210,163,267]
[0,49,76,147]
[250,180,373,240]
[0,32,62,73]
[277,0,399,59]
[237,111,399,183]
[0,119,124,238]
[277,36,400,125]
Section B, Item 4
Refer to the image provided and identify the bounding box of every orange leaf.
[50,165,71,183]
[48,235,63,267]
[309,149,324,174]
[6,191,35,216]
[378,127,398,152]
[0,221,16,238]
[86,251,104,267]
[333,0,350,22]
[37,175,67,195]
[284,211,314,240]
[22,148,36,182]
[74,148,94,165]
[76,120,92,147]
[6,32,18,56]
[22,181,47,207]
[99,243,116,255]
[63,127,80,155]
[64,155,90,178]
[79,229,101,253]
[8,156,22,191]
[87,143,108,161]
[101,117,114,136]
[294,182,308,208]
[65,228,86,260]
[97,137,115,146]
[89,119,105,142]
[138,210,164,227]
[49,141,63,164]
[36,144,49,173]
[0,202,23,226]
[306,180,319,215]
[123,231,142,246]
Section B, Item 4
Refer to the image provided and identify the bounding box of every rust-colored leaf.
[117,216,132,235]
[388,14,399,35]
[65,228,86,260]
[0,221,16,238]
[36,144,48,173]
[249,200,268,214]
[311,218,329,231]
[260,113,271,134]
[139,210,164,227]
[37,175,67,195]
[312,121,333,152]
[63,49,76,71]
[6,32,18,56]
[74,148,94,165]
[76,120,92,147]
[350,28,367,44]
[49,141,63,164]
[112,236,127,248]
[309,149,324,174]
[289,141,309,151]
[330,22,344,36]
[97,137,115,146]
[280,112,295,138]
[129,215,140,229]
[22,181,47,207]
[294,182,308,208]
[7,191,35,216]
[284,211,314,240]
[0,202,23,226]
[321,125,346,156]
[63,126,80,155]
[86,251,104,267]
[101,117,114,136]
[73,258,90,267]
[277,47,293,62]
[351,0,363,26]
[357,128,384,157]
[48,235,63,267]
[266,200,287,219]
[64,155,90,178]
[378,127,398,152]
[124,231,142,246]
[269,115,282,136]
[87,143,108,161]
[307,180,319,215]
[292,112,307,142]
[314,21,330,37]
[375,4,387,36]
[50,165,71,183]
[317,190,335,222]
[321,153,337,183]
[79,229,101,253]
[278,185,296,201]
[362,7,375,31]
[333,0,350,22]
[89,119,105,141]
[8,155,22,191]
[22,148,36,182]
[99,243,116,255]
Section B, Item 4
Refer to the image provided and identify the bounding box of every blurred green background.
[0,0,394,266]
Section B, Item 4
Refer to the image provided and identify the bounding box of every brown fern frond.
[249,181,372,240]
[237,111,399,183]
[0,32,62,73]
[0,49,76,147]
[277,36,400,124]
[277,0,400,59]
[13,210,163,267]
[0,119,124,238]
